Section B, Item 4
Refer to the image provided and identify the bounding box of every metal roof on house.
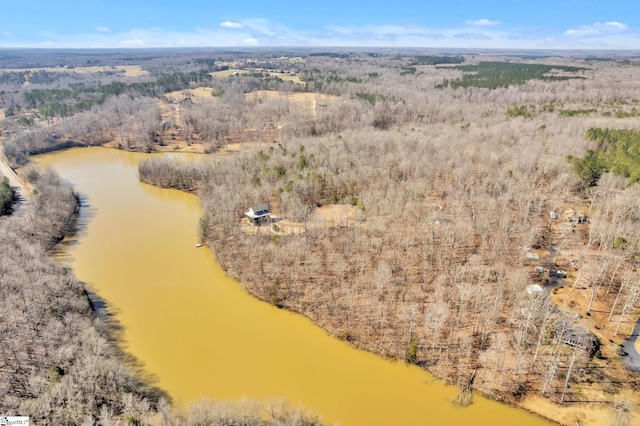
[245,204,271,218]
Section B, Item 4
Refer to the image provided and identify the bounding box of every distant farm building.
[245,204,271,226]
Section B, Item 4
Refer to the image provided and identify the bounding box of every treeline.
[11,69,305,119]
[139,157,208,191]
[4,53,620,165]
[0,71,29,85]
[0,168,159,424]
[506,103,637,120]
[3,66,317,160]
[0,178,15,215]
[22,75,184,118]
[171,398,326,426]
[410,55,465,65]
[0,71,96,87]
[440,62,587,89]
[3,95,161,166]
[5,73,423,166]
[568,128,640,187]
[22,168,80,245]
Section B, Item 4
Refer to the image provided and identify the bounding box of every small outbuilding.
[555,322,600,355]
[526,284,544,297]
[245,204,271,226]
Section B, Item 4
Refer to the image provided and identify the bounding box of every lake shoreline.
[35,148,556,424]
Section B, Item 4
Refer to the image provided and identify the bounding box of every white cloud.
[454,32,491,40]
[120,39,145,46]
[604,21,628,30]
[1,18,639,50]
[220,21,243,29]
[465,19,500,26]
[241,19,280,36]
[323,23,506,47]
[565,21,629,37]
[95,26,110,32]
[564,27,596,37]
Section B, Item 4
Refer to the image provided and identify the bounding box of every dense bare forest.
[3,49,640,425]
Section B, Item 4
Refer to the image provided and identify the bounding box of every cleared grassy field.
[210,68,302,84]
[270,72,302,84]
[245,90,336,104]
[113,65,148,77]
[209,68,249,77]
[0,65,148,77]
[164,87,217,102]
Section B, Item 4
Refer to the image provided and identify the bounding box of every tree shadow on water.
[86,287,172,405]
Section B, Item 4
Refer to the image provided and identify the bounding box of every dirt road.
[0,153,29,201]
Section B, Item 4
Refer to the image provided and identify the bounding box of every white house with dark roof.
[245,203,271,226]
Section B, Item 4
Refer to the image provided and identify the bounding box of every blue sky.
[1,0,638,49]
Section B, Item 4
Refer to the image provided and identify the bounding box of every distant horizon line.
[1,46,639,54]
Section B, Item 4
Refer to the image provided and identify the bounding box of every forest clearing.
[0,65,148,77]
[2,49,640,425]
